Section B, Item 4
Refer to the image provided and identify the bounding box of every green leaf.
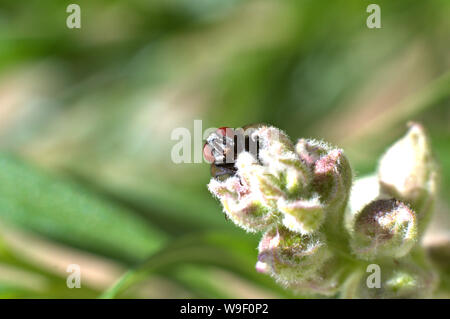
[0,155,167,263]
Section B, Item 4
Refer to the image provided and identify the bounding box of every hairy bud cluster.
[256,227,331,284]
[208,125,352,295]
[345,124,437,261]
[207,123,439,298]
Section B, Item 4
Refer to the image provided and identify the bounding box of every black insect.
[203,124,262,180]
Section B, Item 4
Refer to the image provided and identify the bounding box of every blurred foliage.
[0,0,448,298]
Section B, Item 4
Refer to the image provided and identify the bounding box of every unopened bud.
[290,257,348,296]
[295,139,352,205]
[295,139,352,237]
[349,199,418,260]
[313,148,352,207]
[378,123,437,225]
[252,127,312,196]
[257,227,331,286]
[208,176,274,232]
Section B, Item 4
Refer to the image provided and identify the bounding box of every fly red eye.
[217,127,235,138]
[204,127,236,165]
[217,127,229,136]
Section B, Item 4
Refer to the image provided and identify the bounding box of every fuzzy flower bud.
[378,123,437,225]
[208,176,274,232]
[255,127,312,196]
[295,139,352,236]
[349,198,418,260]
[345,175,418,259]
[256,226,332,287]
[295,139,352,207]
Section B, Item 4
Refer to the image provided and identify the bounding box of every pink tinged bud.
[312,148,352,207]
[257,227,332,286]
[295,139,352,240]
[278,197,325,235]
[378,123,437,224]
[350,199,418,260]
[220,195,273,232]
[207,176,273,232]
[295,139,352,207]
[207,176,247,199]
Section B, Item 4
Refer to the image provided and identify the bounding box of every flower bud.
[349,199,418,260]
[295,139,352,206]
[295,139,352,237]
[208,176,274,232]
[256,226,332,286]
[290,257,349,296]
[220,195,274,232]
[314,148,352,207]
[252,127,312,195]
[378,123,437,225]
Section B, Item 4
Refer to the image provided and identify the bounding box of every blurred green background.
[0,0,448,298]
